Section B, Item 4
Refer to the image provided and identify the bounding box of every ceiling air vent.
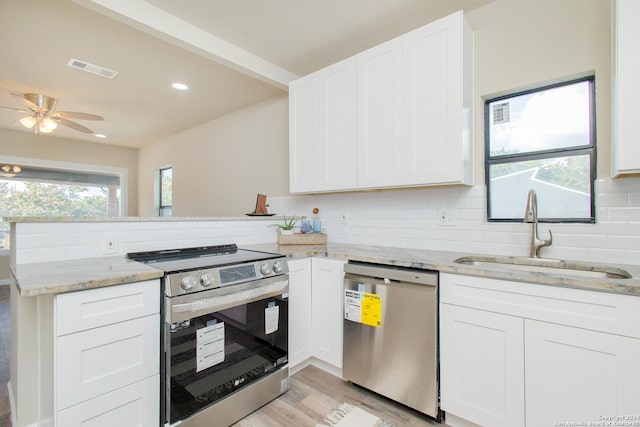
[67,58,118,79]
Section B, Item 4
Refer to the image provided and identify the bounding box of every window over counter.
[0,157,125,249]
[159,166,172,217]
[485,76,596,223]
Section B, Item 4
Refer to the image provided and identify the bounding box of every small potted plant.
[270,214,298,235]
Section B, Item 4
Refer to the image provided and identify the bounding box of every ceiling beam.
[71,0,298,90]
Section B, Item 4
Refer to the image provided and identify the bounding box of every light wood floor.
[0,286,442,427]
[235,365,442,427]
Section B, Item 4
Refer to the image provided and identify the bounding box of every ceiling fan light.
[0,164,21,178]
[19,116,37,129]
[39,116,58,133]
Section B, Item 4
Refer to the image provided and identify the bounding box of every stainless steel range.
[127,244,289,427]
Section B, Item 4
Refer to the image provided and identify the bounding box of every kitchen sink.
[454,256,632,279]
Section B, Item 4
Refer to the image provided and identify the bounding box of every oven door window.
[167,294,288,424]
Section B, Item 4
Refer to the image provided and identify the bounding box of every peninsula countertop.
[10,243,640,297]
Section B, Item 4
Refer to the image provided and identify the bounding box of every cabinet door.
[311,258,346,368]
[289,58,357,193]
[319,58,357,191]
[440,304,525,427]
[56,279,159,335]
[612,0,640,175]
[56,314,160,410]
[403,11,471,185]
[57,375,159,427]
[288,258,312,367]
[525,320,640,426]
[357,37,404,188]
[289,75,319,192]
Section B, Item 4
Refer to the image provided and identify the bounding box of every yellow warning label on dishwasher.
[344,290,382,327]
[361,293,382,327]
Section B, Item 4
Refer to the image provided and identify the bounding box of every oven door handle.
[168,278,288,323]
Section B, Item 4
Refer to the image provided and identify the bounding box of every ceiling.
[0,0,493,149]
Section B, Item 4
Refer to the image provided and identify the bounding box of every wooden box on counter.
[278,232,327,245]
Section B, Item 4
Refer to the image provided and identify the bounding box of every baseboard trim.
[289,357,343,379]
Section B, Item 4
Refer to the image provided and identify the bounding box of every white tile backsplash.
[267,177,640,266]
[12,177,640,266]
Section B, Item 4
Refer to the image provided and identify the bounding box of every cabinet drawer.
[56,280,159,335]
[57,375,159,427]
[56,314,159,410]
[441,273,640,338]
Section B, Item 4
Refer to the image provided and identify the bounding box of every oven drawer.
[56,314,159,410]
[56,280,160,335]
[57,375,159,427]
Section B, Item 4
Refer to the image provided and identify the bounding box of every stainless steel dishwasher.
[343,261,440,421]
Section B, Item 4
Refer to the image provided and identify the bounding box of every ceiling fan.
[1,92,104,135]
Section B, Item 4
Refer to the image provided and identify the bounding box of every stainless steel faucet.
[524,189,552,258]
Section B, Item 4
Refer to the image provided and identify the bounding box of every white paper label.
[265,305,279,334]
[196,322,224,372]
[344,289,362,322]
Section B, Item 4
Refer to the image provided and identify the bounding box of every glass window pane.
[488,80,591,156]
[159,167,172,217]
[488,155,591,220]
[160,168,172,206]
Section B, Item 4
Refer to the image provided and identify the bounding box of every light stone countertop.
[10,243,640,297]
[249,243,640,297]
[11,256,164,297]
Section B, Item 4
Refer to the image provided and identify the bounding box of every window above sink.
[484,76,596,223]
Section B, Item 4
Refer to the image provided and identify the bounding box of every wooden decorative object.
[278,232,327,245]
[255,194,268,214]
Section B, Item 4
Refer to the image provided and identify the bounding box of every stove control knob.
[272,261,283,274]
[260,263,271,275]
[200,273,215,287]
[181,276,197,291]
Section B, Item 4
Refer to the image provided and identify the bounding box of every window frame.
[159,166,172,217]
[484,76,597,224]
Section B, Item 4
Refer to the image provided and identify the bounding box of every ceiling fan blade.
[53,111,104,121]
[54,117,94,134]
[0,106,28,113]
[10,92,40,111]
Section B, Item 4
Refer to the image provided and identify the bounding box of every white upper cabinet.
[289,57,357,193]
[289,10,473,193]
[357,38,404,188]
[612,0,640,175]
[403,11,473,185]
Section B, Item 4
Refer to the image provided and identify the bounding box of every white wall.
[137,95,289,217]
[468,0,611,179]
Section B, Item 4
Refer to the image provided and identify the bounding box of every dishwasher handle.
[344,261,437,287]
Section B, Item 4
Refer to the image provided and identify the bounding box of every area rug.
[316,402,396,427]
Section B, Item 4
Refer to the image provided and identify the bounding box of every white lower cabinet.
[54,280,160,426]
[288,257,313,367]
[525,320,640,426]
[440,273,640,427]
[288,257,345,371]
[440,305,524,427]
[56,375,158,427]
[311,257,345,368]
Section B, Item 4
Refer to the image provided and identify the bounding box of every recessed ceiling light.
[171,82,189,91]
[95,134,106,138]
